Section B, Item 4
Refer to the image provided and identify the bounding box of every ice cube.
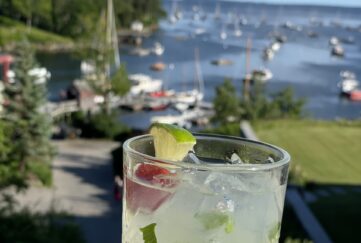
[229,153,244,164]
[216,195,235,213]
[183,151,203,164]
[265,156,275,163]
[204,172,248,194]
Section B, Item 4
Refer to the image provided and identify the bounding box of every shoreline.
[0,25,159,54]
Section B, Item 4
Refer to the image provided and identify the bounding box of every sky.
[226,0,361,8]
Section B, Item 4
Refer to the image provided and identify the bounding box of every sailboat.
[172,48,204,108]
[214,2,221,20]
[80,0,120,77]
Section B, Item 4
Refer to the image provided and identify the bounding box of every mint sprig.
[195,211,234,233]
[140,223,157,243]
[268,222,281,243]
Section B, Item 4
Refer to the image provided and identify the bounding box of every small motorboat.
[338,71,359,94]
[130,47,151,57]
[252,68,273,83]
[329,36,340,46]
[211,59,233,66]
[340,70,356,80]
[220,30,227,40]
[349,90,361,101]
[7,67,51,84]
[307,31,318,38]
[150,62,166,71]
[270,41,281,52]
[263,48,274,61]
[152,42,165,56]
[331,45,344,57]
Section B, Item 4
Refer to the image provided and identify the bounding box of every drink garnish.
[268,222,281,243]
[130,124,195,214]
[140,223,157,243]
[195,211,234,233]
[150,123,196,161]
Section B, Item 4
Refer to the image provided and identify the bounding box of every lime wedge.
[150,123,196,161]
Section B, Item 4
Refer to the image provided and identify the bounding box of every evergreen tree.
[213,78,242,125]
[240,79,270,121]
[111,64,131,96]
[3,41,53,186]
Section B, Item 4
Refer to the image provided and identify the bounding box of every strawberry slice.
[125,163,177,214]
[135,164,171,184]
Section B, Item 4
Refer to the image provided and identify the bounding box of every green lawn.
[0,16,73,49]
[253,120,361,185]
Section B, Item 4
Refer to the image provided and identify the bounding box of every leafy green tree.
[0,121,23,189]
[240,79,270,121]
[3,41,54,187]
[0,0,166,38]
[111,64,131,96]
[213,78,242,125]
[270,87,305,119]
[83,0,130,114]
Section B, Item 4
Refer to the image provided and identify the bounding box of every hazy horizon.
[221,0,361,8]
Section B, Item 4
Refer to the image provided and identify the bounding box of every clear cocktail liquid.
[122,135,290,243]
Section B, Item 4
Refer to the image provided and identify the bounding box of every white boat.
[338,71,359,94]
[331,45,344,57]
[130,47,151,56]
[340,70,356,80]
[263,48,274,61]
[220,29,227,40]
[173,48,205,107]
[7,67,51,84]
[173,89,204,105]
[329,36,339,46]
[194,28,206,35]
[211,58,233,66]
[234,22,242,37]
[338,79,359,94]
[80,60,96,76]
[128,74,163,96]
[175,9,183,20]
[152,42,165,56]
[252,68,273,83]
[130,21,144,32]
[151,106,214,129]
[270,41,281,52]
[214,2,221,19]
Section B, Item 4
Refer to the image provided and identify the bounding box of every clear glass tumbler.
[123,134,290,243]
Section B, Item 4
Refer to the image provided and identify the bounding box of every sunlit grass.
[254,119,361,185]
[0,16,72,47]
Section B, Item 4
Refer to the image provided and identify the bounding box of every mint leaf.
[225,217,234,233]
[140,223,157,243]
[195,211,234,233]
[268,222,281,243]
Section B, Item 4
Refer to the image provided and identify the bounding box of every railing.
[45,101,79,118]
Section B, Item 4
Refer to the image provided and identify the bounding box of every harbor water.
[38,0,361,129]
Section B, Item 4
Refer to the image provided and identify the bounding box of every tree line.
[0,0,166,38]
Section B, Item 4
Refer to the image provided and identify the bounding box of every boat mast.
[243,37,252,102]
[194,48,204,102]
[106,0,120,70]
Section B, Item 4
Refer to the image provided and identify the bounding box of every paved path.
[12,139,121,243]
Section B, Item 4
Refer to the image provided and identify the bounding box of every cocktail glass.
[122,134,290,243]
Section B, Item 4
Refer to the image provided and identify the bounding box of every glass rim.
[123,133,291,172]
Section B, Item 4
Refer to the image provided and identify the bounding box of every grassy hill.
[253,119,361,185]
[0,16,73,51]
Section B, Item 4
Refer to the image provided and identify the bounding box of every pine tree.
[213,78,242,125]
[3,41,53,186]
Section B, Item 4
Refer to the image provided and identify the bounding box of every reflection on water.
[38,1,361,129]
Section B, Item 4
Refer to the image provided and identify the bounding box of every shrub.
[69,111,130,139]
